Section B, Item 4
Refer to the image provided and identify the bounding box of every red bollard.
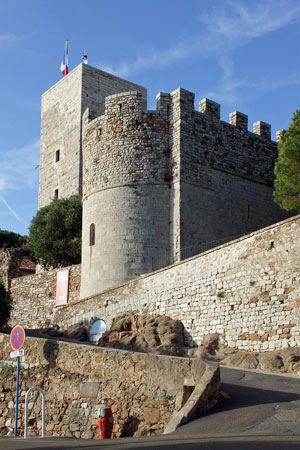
[97,407,113,439]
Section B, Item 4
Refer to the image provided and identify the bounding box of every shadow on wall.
[43,340,59,368]
[121,416,139,437]
[183,329,198,347]
[26,340,60,422]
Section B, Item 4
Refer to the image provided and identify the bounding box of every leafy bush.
[28,195,82,269]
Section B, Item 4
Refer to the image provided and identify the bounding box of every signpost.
[10,325,25,437]
[10,349,24,358]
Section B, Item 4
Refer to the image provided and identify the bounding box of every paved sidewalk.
[1,434,300,450]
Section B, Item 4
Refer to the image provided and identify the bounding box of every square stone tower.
[38,63,147,208]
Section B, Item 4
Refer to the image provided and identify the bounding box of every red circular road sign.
[10,326,25,351]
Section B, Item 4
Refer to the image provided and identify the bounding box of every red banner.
[55,269,69,307]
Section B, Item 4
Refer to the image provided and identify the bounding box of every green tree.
[0,280,12,330]
[274,109,300,211]
[0,229,28,249]
[28,195,82,269]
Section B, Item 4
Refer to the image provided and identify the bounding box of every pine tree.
[274,109,300,211]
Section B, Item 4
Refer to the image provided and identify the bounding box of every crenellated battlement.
[38,63,291,301]
[82,86,278,199]
[229,111,248,130]
[199,98,221,120]
[84,86,275,147]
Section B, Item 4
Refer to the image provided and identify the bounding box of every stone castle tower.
[39,63,147,208]
[38,63,290,299]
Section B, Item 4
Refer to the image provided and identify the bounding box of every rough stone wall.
[39,65,83,207]
[38,67,292,296]
[0,249,35,289]
[172,90,291,254]
[0,334,216,438]
[38,64,147,208]
[80,91,170,298]
[55,215,300,352]
[9,265,81,329]
[9,215,300,353]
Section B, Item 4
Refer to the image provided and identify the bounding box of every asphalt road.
[1,366,300,450]
[174,366,300,436]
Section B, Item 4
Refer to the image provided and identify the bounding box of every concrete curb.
[164,362,220,434]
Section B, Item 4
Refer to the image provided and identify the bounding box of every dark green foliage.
[28,195,82,269]
[0,230,28,249]
[0,280,12,330]
[274,109,300,211]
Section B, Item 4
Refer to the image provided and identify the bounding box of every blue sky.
[1,0,300,236]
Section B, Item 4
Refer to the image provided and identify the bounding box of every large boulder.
[221,352,259,370]
[258,352,283,372]
[194,333,220,359]
[98,313,185,355]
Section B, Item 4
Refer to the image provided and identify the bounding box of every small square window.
[56,150,60,162]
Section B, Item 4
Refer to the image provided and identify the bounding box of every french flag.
[60,40,69,76]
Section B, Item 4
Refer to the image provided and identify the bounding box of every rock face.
[98,313,185,356]
[194,333,300,374]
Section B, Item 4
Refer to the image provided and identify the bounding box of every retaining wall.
[0,334,218,438]
[9,215,300,352]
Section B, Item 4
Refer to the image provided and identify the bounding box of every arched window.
[89,223,95,246]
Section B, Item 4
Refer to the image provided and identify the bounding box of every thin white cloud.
[205,60,300,109]
[0,33,17,48]
[198,1,300,108]
[0,140,39,229]
[0,194,28,228]
[204,0,300,41]
[0,140,40,194]
[100,43,191,78]
[203,54,247,107]
[98,0,300,77]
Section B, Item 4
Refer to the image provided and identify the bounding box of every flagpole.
[65,40,68,75]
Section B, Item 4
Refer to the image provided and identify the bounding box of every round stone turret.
[80,91,171,298]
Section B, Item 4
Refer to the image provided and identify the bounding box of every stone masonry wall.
[39,65,83,207]
[80,91,170,298]
[9,265,81,329]
[39,64,147,208]
[171,89,291,253]
[0,249,35,289]
[8,215,300,353]
[0,334,217,438]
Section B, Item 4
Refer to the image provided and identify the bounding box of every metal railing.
[130,231,251,275]
[178,232,249,260]
[24,387,46,439]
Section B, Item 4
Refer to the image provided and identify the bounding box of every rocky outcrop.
[98,313,185,356]
[193,333,300,374]
[220,348,300,373]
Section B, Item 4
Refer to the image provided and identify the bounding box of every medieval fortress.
[7,63,300,352]
[39,63,288,299]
